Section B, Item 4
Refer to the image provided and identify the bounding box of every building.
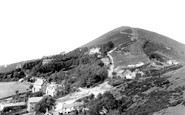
[56,102,83,114]
[89,47,100,55]
[167,60,179,65]
[42,59,53,65]
[44,108,59,115]
[100,106,108,115]
[46,82,58,97]
[27,97,43,112]
[101,57,110,65]
[123,69,144,79]
[32,78,46,93]
[122,70,136,79]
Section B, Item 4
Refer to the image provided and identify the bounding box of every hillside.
[0,61,26,73]
[83,26,185,61]
[80,27,185,115]
[1,26,185,115]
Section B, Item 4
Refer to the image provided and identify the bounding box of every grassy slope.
[153,104,185,115]
[0,82,30,99]
[81,26,132,48]
[135,28,185,63]
[82,26,185,68]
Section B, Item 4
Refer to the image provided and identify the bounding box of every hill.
[80,26,185,115]
[83,26,185,61]
[1,26,185,115]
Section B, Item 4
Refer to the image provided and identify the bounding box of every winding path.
[107,48,116,78]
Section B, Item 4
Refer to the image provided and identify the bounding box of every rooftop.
[33,78,45,86]
[28,97,43,103]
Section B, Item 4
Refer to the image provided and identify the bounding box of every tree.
[88,92,118,115]
[100,41,114,55]
[15,90,19,95]
[34,95,56,114]
[29,84,33,89]
[14,90,20,101]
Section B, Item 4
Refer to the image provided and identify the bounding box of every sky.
[0,0,185,65]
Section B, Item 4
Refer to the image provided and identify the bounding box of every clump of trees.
[0,68,25,82]
[22,47,95,75]
[76,63,108,88]
[99,41,114,55]
[142,40,165,56]
[88,92,118,115]
[34,96,56,114]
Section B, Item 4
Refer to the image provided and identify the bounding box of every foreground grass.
[0,82,30,99]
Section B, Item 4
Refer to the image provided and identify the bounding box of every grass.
[111,44,149,68]
[112,53,149,68]
[81,26,132,48]
[0,82,30,99]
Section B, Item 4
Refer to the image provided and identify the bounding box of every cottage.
[42,59,53,65]
[101,58,110,65]
[125,70,136,79]
[56,102,83,114]
[100,106,109,115]
[89,47,100,55]
[167,60,179,65]
[32,78,46,93]
[46,82,58,97]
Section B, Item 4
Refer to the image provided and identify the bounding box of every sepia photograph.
[0,0,185,115]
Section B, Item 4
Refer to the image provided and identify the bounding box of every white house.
[125,70,136,79]
[32,78,45,93]
[167,60,179,65]
[42,59,53,65]
[124,69,144,79]
[101,58,110,65]
[89,47,100,55]
[46,82,58,97]
[56,102,83,114]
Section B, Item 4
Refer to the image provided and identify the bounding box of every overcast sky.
[0,0,185,65]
